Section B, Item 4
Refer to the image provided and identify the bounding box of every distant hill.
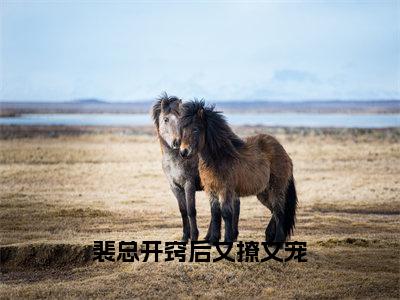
[71,99,107,104]
[217,100,400,114]
[0,100,399,115]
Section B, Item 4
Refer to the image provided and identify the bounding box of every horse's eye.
[164,117,169,123]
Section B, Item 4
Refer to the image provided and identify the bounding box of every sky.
[1,0,399,102]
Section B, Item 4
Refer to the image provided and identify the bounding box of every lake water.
[0,113,399,128]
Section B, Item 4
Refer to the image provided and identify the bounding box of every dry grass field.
[0,125,399,299]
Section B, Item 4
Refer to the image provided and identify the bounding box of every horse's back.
[246,134,293,191]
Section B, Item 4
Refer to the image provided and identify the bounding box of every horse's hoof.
[181,236,189,243]
[204,236,220,246]
[221,241,234,248]
[190,236,199,242]
[223,239,234,244]
[265,238,273,245]
[265,241,284,250]
[203,234,220,246]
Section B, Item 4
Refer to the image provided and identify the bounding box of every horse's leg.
[257,190,275,244]
[204,194,214,241]
[233,196,240,241]
[271,191,286,246]
[220,192,234,243]
[204,220,212,241]
[184,181,199,241]
[273,204,286,244]
[170,184,190,242]
[265,218,276,244]
[204,192,221,244]
[265,174,298,246]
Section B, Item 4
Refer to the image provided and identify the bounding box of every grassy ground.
[0,126,399,299]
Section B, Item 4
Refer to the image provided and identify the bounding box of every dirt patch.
[0,244,93,271]
[311,202,400,215]
[47,208,113,218]
[316,237,399,248]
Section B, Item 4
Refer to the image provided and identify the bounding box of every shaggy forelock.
[181,99,216,128]
[151,92,181,128]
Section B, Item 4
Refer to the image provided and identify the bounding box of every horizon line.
[1,99,400,104]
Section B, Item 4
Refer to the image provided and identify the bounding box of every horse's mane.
[181,99,245,162]
[151,92,181,129]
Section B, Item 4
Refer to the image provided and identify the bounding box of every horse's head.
[179,99,244,160]
[179,100,208,158]
[151,92,182,149]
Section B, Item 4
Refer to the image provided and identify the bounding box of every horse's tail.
[283,175,298,240]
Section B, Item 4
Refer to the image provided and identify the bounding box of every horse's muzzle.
[179,148,189,158]
[172,139,180,150]
[179,148,192,158]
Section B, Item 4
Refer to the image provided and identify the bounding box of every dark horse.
[178,100,298,244]
[151,94,240,243]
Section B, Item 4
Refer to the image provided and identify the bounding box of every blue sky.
[1,1,399,102]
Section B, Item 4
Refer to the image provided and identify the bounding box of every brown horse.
[178,100,298,244]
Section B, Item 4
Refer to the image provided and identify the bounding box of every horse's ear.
[161,98,169,112]
[175,99,183,113]
[197,108,204,120]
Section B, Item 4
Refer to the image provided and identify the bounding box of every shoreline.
[1,124,399,141]
[1,100,399,115]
